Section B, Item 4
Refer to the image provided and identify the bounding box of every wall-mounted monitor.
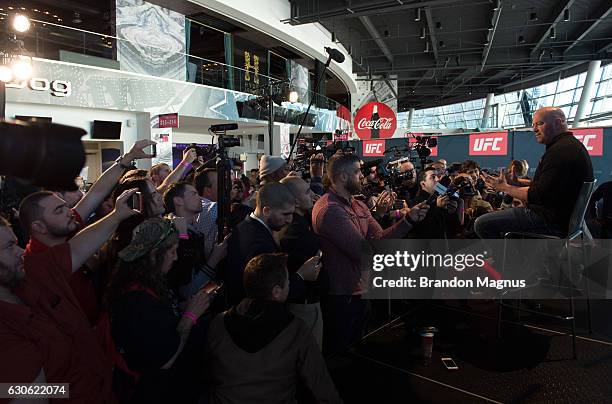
[15,115,53,123]
[91,120,122,140]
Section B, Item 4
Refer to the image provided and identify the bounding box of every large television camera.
[292,136,355,174]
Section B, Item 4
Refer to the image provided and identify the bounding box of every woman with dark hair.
[107,217,212,403]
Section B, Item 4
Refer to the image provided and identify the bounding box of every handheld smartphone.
[393,198,406,210]
[131,191,143,212]
[316,250,323,263]
[202,281,223,296]
[441,357,458,370]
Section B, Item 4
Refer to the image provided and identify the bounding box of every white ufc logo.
[473,137,503,152]
[574,134,596,151]
[365,143,383,154]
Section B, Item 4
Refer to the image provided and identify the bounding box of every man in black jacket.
[279,176,324,348]
[224,182,319,305]
[407,167,462,239]
[475,107,594,238]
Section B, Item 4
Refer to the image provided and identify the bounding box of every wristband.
[178,233,189,240]
[182,311,197,324]
[394,210,402,220]
[179,161,192,169]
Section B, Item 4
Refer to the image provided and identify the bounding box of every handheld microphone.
[325,47,345,63]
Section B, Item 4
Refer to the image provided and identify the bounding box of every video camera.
[292,137,355,173]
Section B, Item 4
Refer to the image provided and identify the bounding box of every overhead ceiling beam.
[358,16,394,63]
[283,0,466,24]
[440,66,480,97]
[530,0,578,58]
[564,4,612,55]
[498,61,584,88]
[424,7,439,63]
[358,15,398,99]
[481,2,502,72]
[598,42,612,53]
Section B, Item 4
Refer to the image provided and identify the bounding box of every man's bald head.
[533,107,568,144]
[280,176,315,213]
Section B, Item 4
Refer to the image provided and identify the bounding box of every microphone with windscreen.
[325,47,345,63]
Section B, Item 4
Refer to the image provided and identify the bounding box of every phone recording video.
[130,191,143,212]
[202,281,223,296]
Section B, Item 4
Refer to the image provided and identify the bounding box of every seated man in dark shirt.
[474,107,594,238]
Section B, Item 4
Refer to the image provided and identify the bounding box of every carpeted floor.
[328,299,612,403]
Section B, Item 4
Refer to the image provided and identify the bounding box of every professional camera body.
[292,138,355,173]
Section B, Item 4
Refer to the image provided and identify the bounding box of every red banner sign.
[158,113,179,128]
[334,131,349,141]
[354,102,397,140]
[572,128,603,156]
[362,140,386,156]
[469,132,508,155]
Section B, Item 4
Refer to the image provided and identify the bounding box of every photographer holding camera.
[407,167,464,239]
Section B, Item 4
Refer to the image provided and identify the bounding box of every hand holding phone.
[201,281,223,297]
[130,191,143,213]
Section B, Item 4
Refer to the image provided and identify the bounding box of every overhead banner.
[572,128,603,156]
[354,102,397,140]
[363,139,386,157]
[469,132,508,156]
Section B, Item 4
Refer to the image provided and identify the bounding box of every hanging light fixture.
[11,14,31,33]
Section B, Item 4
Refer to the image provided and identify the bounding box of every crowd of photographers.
[0,106,606,403]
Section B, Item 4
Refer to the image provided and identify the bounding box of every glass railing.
[0,14,346,129]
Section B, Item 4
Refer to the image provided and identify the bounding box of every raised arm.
[157,148,197,194]
[69,189,139,272]
[75,140,155,220]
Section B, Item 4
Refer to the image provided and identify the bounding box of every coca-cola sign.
[469,132,508,156]
[354,102,397,140]
[572,128,603,156]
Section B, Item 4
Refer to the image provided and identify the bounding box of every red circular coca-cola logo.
[353,102,397,140]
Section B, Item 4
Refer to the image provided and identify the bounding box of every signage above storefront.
[158,113,179,128]
[5,78,71,97]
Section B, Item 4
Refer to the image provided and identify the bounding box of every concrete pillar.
[481,93,494,128]
[573,60,601,128]
[263,124,281,156]
[408,108,415,129]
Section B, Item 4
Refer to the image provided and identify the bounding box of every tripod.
[212,129,233,243]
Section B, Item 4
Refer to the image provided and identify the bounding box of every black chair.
[497,180,596,359]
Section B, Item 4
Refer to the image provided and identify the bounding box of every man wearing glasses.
[474,107,593,239]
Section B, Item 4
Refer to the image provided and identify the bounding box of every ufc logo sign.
[469,132,507,155]
[363,140,385,156]
[572,128,603,156]
[473,137,503,151]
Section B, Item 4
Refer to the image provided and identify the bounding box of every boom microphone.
[325,47,345,63]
